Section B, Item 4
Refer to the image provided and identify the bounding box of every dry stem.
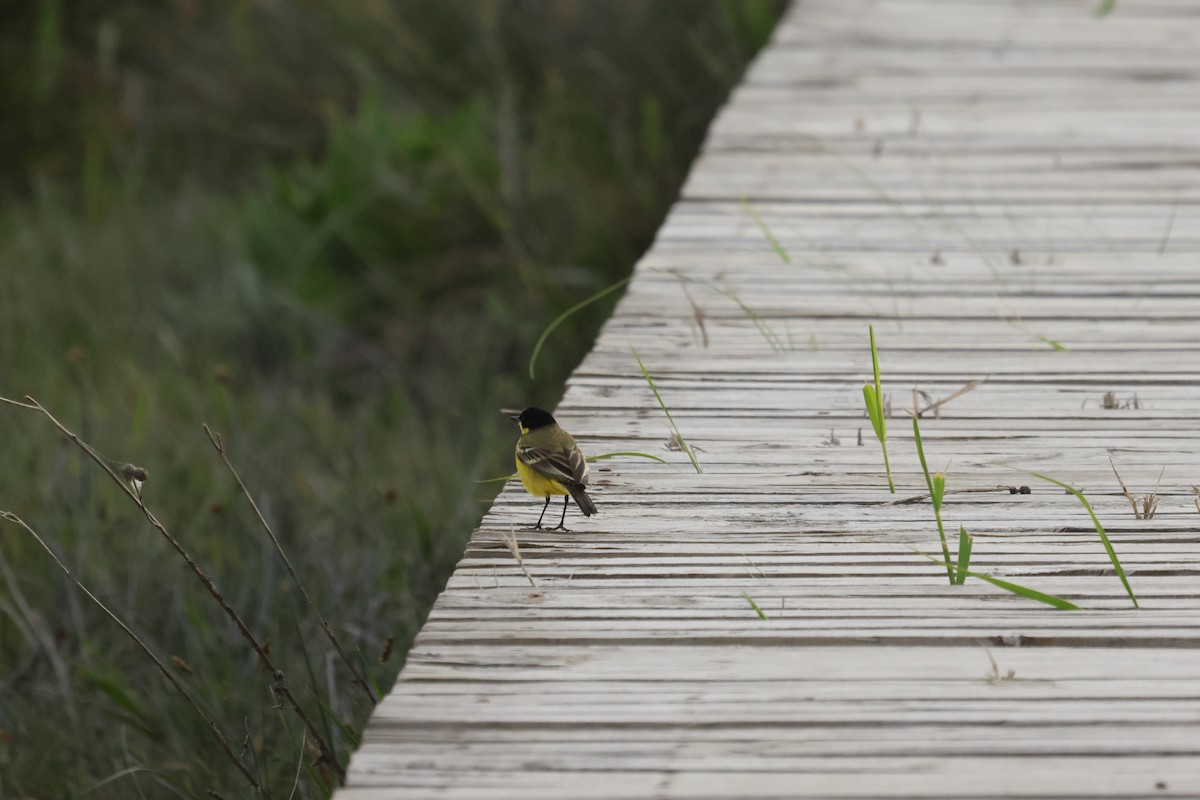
[1109,458,1161,520]
[499,529,538,588]
[204,425,376,703]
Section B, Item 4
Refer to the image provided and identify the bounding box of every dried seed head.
[120,464,150,482]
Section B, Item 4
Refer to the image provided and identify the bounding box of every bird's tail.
[567,484,597,517]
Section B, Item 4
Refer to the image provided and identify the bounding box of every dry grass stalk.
[204,425,376,703]
[1109,458,1162,520]
[1102,391,1141,410]
[681,284,709,347]
[983,648,1016,682]
[499,529,538,588]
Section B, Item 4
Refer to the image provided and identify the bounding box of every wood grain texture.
[340,0,1200,796]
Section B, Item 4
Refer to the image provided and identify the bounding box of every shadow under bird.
[511,407,597,530]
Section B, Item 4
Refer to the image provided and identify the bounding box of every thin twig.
[0,511,263,794]
[7,395,344,779]
[887,485,1026,506]
[204,425,376,704]
[1109,458,1141,518]
[914,376,989,417]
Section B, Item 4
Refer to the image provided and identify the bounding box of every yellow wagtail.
[511,407,596,530]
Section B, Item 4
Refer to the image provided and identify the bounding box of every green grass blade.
[475,472,518,484]
[879,440,894,494]
[1001,315,1069,351]
[738,198,790,264]
[587,451,670,464]
[1028,471,1138,608]
[1096,0,1117,17]
[663,269,789,351]
[866,325,894,493]
[712,285,788,351]
[912,415,934,496]
[1034,333,1069,352]
[954,527,973,586]
[863,385,884,441]
[967,570,1079,610]
[630,343,701,473]
[910,548,1078,610]
[911,414,951,581]
[932,473,946,512]
[528,274,632,379]
[869,324,883,407]
[741,590,768,620]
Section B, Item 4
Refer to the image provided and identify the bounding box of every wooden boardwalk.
[341,1,1200,796]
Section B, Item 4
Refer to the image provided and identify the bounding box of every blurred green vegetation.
[0,1,782,796]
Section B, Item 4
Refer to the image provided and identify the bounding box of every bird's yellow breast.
[515,456,567,498]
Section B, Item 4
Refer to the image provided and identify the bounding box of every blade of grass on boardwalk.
[954,527,973,586]
[630,343,701,473]
[1027,471,1138,609]
[864,325,894,493]
[712,284,789,351]
[1002,316,1068,351]
[529,274,632,379]
[741,591,768,620]
[738,197,790,264]
[588,451,669,464]
[665,269,788,351]
[911,414,952,582]
[908,546,1079,610]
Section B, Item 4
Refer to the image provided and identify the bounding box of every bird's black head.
[512,406,556,432]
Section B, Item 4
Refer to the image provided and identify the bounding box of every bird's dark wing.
[517,442,590,486]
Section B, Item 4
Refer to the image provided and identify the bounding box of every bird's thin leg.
[533,496,551,530]
[552,495,571,532]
